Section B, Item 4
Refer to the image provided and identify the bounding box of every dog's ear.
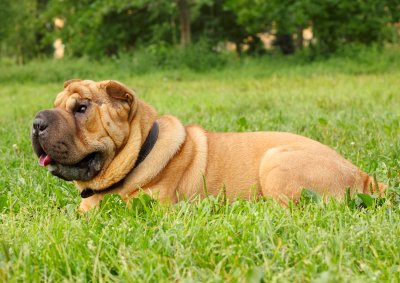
[104,80,134,104]
[64,79,82,88]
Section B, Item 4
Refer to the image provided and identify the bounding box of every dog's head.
[31,79,138,181]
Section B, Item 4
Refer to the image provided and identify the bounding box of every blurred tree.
[226,0,309,54]
[226,0,399,55]
[191,0,249,54]
[177,0,191,47]
[45,0,178,57]
[0,0,51,63]
[0,3,13,59]
[307,0,398,55]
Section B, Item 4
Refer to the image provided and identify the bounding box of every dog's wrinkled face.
[31,79,136,181]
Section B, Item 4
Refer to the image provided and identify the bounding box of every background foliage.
[0,0,399,62]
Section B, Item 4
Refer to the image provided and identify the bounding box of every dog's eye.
[76,105,87,114]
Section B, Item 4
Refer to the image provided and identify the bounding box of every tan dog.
[31,80,385,212]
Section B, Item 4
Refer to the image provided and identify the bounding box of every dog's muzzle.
[31,110,104,181]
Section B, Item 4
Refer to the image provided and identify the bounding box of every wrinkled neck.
[75,99,158,191]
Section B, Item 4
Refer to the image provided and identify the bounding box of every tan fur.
[42,80,386,212]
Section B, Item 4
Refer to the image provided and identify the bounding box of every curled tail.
[362,174,387,195]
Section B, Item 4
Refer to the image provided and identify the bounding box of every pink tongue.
[39,155,52,167]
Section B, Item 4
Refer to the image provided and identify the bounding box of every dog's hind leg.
[258,146,371,203]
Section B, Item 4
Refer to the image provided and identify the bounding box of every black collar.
[80,121,159,198]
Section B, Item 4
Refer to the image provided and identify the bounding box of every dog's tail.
[362,174,387,195]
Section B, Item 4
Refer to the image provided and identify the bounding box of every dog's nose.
[32,118,48,135]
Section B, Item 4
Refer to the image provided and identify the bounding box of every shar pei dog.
[31,80,385,212]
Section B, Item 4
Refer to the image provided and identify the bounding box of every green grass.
[0,51,400,282]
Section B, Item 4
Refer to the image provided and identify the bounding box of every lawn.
[0,52,399,282]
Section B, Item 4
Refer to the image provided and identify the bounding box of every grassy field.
[0,52,400,282]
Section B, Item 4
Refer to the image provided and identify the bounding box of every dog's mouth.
[34,140,104,181]
[38,152,99,169]
[38,153,53,167]
[45,151,103,181]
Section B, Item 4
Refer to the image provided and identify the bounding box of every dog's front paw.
[78,194,103,213]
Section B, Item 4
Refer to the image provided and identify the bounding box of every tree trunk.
[275,32,295,55]
[296,26,304,50]
[177,0,191,47]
